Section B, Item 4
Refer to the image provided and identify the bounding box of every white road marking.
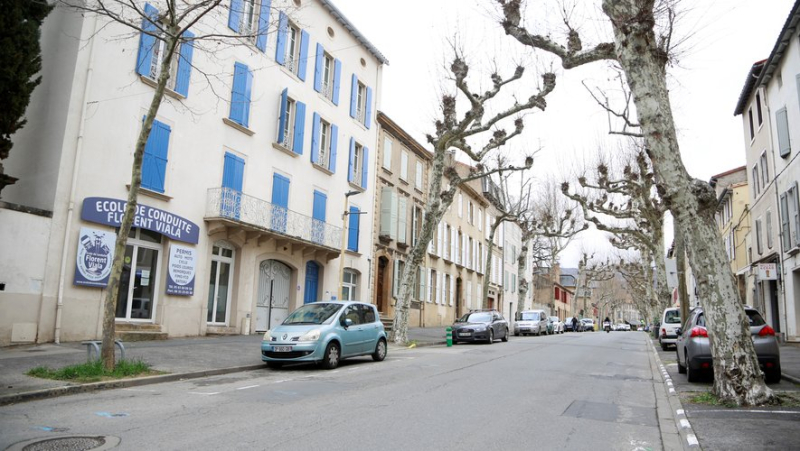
[669,388,676,394]
[680,419,691,429]
[687,434,699,446]
[236,385,259,390]
[189,392,220,396]
[676,409,685,416]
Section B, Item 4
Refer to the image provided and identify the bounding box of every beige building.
[710,166,752,305]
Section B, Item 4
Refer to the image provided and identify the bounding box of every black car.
[452,310,509,344]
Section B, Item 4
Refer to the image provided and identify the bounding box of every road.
[1,331,670,451]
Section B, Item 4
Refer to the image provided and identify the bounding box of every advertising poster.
[166,244,196,296]
[74,227,116,287]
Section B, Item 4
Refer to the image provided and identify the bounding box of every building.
[710,166,752,306]
[502,221,521,323]
[0,0,386,344]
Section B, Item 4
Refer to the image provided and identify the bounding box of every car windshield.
[582,319,592,323]
[746,310,766,326]
[459,312,492,323]
[664,310,681,324]
[519,312,539,321]
[282,303,343,325]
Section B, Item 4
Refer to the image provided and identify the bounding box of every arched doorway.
[256,260,292,331]
[304,261,320,304]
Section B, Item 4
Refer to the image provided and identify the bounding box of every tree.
[498,0,774,405]
[391,50,557,344]
[0,0,53,195]
[58,0,276,370]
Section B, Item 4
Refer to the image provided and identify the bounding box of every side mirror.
[343,318,354,328]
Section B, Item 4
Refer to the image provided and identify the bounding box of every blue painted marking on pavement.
[95,412,129,418]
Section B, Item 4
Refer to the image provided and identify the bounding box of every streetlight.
[338,190,361,301]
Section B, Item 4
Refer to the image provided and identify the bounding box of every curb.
[781,372,800,385]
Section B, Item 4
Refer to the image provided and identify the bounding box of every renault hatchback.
[261,301,387,370]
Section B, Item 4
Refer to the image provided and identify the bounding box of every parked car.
[514,309,548,336]
[261,301,387,370]
[659,307,681,350]
[581,318,595,332]
[676,306,780,383]
[548,316,564,334]
[453,310,509,344]
[621,323,631,331]
[564,318,577,332]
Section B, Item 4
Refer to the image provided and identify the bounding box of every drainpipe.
[53,13,99,343]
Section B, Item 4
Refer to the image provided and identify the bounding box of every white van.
[659,307,682,350]
[514,310,548,336]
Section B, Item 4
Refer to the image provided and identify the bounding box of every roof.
[377,112,432,161]
[709,165,747,181]
[733,60,766,116]
[318,0,389,65]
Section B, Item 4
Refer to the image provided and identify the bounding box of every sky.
[329,0,796,267]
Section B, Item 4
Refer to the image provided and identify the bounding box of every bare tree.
[498,0,774,405]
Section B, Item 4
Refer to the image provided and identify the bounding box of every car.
[453,310,509,343]
[514,309,548,336]
[548,316,564,334]
[675,306,781,383]
[581,318,595,332]
[261,301,387,370]
[622,323,631,331]
[659,307,681,350]
[614,323,625,331]
[564,318,576,332]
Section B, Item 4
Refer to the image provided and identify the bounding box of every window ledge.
[345,249,361,257]
[317,91,336,107]
[139,75,185,101]
[414,187,424,195]
[788,246,800,256]
[280,65,302,83]
[312,163,334,175]
[223,118,255,136]
[127,184,172,202]
[381,167,393,175]
[348,182,365,192]
[272,142,299,157]
[399,179,409,186]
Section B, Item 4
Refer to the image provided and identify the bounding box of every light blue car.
[261,301,387,370]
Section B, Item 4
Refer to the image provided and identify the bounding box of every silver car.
[659,307,681,350]
[675,307,780,383]
[548,316,564,334]
[514,310,548,336]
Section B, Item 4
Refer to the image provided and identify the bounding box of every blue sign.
[74,227,116,287]
[81,197,199,244]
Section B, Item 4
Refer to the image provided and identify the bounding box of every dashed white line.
[698,409,800,415]
[236,385,259,390]
[189,392,220,396]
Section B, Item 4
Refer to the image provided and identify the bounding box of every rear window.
[520,312,540,321]
[746,310,766,326]
[664,310,681,324]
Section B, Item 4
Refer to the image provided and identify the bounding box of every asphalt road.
[1,332,669,451]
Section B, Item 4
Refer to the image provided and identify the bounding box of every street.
[1,332,670,451]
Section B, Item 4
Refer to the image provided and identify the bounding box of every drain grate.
[8,436,120,451]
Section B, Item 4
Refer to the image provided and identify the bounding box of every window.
[760,152,769,186]
[311,113,337,172]
[221,152,245,219]
[445,224,452,260]
[400,151,409,181]
[468,237,474,268]
[275,12,309,80]
[314,45,341,103]
[397,196,408,245]
[350,75,373,128]
[415,160,423,191]
[512,274,516,292]
[468,202,474,225]
[277,89,306,154]
[430,270,437,303]
[776,107,792,157]
[347,206,360,252]
[391,259,405,299]
[780,183,800,250]
[766,210,773,249]
[141,119,171,193]
[382,136,393,170]
[342,269,358,301]
[416,266,426,301]
[311,190,326,244]
[229,62,253,127]
[756,92,763,126]
[380,187,398,239]
[748,108,754,140]
[412,205,423,245]
[227,0,271,52]
[752,164,760,196]
[755,218,763,255]
[136,4,195,96]
[444,274,451,305]
[347,139,369,189]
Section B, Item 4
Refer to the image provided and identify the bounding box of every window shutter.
[427,268,432,302]
[450,276,455,306]
[398,196,408,244]
[229,62,252,127]
[293,101,306,155]
[419,266,426,301]
[392,259,399,298]
[794,184,800,246]
[313,43,324,92]
[275,11,288,65]
[347,138,355,183]
[477,283,482,306]
[312,191,327,221]
[463,234,467,266]
[174,31,195,97]
[329,124,338,173]
[400,151,408,180]
[347,206,359,252]
[136,3,159,76]
[458,194,463,218]
[227,0,242,32]
[776,108,791,157]
[439,273,444,304]
[255,0,272,51]
[350,74,358,118]
[361,147,369,189]
[415,161,423,190]
[781,193,790,249]
[277,88,288,145]
[438,222,444,257]
[222,152,244,191]
[297,30,310,81]
[411,206,417,245]
[380,188,393,237]
[365,86,373,129]
[332,59,342,105]
[148,120,171,193]
[271,173,290,208]
[310,112,320,164]
[466,283,472,309]
[389,191,398,240]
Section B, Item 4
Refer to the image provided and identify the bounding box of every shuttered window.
[277,88,306,154]
[229,62,253,127]
[135,4,194,97]
[141,119,171,193]
[776,107,791,157]
[347,206,360,252]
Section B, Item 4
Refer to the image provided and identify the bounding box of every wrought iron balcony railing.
[205,187,342,250]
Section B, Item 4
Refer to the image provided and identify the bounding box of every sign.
[166,244,196,296]
[758,263,777,280]
[74,227,116,287]
[81,197,199,244]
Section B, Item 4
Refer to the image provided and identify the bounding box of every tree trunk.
[602,0,773,405]
[516,231,533,315]
[677,228,690,324]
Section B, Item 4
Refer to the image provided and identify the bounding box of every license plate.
[274,346,293,352]
[459,332,472,337]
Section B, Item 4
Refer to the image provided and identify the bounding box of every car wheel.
[660,340,668,351]
[266,361,283,369]
[487,329,494,344]
[677,349,686,374]
[320,342,340,369]
[372,339,387,362]
[686,358,701,383]
[514,332,519,337]
[765,365,782,384]
[501,328,509,342]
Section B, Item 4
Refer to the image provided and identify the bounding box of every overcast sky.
[331,0,795,266]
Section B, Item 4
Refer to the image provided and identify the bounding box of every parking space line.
[236,385,259,390]
[189,392,220,396]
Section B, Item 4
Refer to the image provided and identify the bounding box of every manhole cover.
[7,436,120,451]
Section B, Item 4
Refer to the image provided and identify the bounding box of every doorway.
[304,261,320,304]
[256,260,292,331]
[207,242,235,325]
[117,228,163,322]
[377,257,388,313]
[456,277,463,319]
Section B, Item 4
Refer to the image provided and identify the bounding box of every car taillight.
[661,328,666,337]
[758,325,775,337]
[689,327,708,338]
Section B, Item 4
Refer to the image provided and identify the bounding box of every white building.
[502,221,521,323]
[0,0,386,344]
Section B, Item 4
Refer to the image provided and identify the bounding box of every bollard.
[446,326,453,347]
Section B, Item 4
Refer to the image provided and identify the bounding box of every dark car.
[675,306,780,383]
[452,310,509,344]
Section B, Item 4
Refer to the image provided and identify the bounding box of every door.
[221,152,244,219]
[456,277,463,319]
[256,260,292,331]
[207,244,234,324]
[271,173,290,233]
[339,304,369,355]
[116,228,162,321]
[376,257,387,312]
[304,261,319,304]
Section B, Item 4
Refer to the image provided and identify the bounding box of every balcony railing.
[206,187,342,250]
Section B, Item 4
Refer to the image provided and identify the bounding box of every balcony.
[204,188,342,260]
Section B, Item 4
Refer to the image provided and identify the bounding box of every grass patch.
[683,390,800,408]
[27,359,162,383]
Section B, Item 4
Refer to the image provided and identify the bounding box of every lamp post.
[338,190,361,301]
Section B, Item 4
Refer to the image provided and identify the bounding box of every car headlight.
[298,329,321,342]
[263,330,272,341]
[474,325,486,331]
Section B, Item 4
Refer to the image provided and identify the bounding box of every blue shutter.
[228,0,242,32]
[361,146,369,189]
[293,101,306,155]
[347,137,355,183]
[222,152,245,191]
[230,62,252,127]
[365,86,373,129]
[332,59,342,105]
[174,30,194,97]
[304,261,319,303]
[277,88,288,145]
[313,43,324,93]
[313,191,327,221]
[275,11,288,64]
[310,112,320,164]
[149,121,171,193]
[347,206,360,252]
[349,74,358,118]
[135,3,159,76]
[255,0,272,52]
[297,30,310,81]
[329,124,338,173]
[271,173,290,208]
